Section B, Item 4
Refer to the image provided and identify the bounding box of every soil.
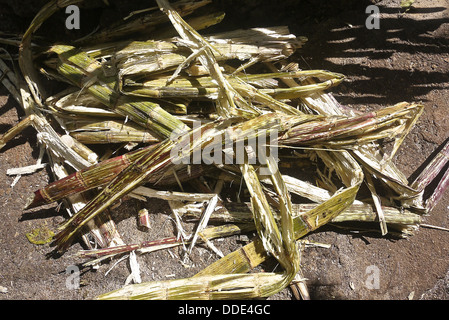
[0,0,448,300]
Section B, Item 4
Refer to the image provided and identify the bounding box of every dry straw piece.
[1,0,448,300]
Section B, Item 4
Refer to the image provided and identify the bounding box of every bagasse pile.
[1,0,448,299]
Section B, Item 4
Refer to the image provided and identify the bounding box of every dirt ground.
[0,0,448,300]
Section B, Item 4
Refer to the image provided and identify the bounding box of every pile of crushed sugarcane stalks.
[1,0,449,300]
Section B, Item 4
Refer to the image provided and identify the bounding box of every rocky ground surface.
[0,0,448,300]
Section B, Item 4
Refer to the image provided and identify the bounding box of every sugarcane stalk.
[69,129,158,145]
[95,1,337,299]
[74,0,213,45]
[78,222,252,264]
[184,202,421,229]
[25,143,207,209]
[137,208,151,230]
[113,26,304,83]
[63,118,146,133]
[47,44,190,139]
[29,111,277,211]
[194,147,363,278]
[16,88,94,171]
[52,115,227,250]
[5,0,448,302]
[0,57,21,104]
[60,135,98,164]
[51,140,174,251]
[1,54,121,250]
[27,102,423,211]
[51,112,280,251]
[411,140,449,192]
[399,139,449,212]
[274,64,428,213]
[97,272,291,300]
[51,110,281,250]
[95,170,363,300]
[0,115,35,150]
[96,0,301,294]
[152,11,227,40]
[24,144,152,209]
[279,103,423,148]
[83,12,225,61]
[62,118,160,145]
[194,184,361,277]
[12,30,124,252]
[46,88,125,119]
[157,0,260,119]
[122,70,343,100]
[299,75,428,213]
